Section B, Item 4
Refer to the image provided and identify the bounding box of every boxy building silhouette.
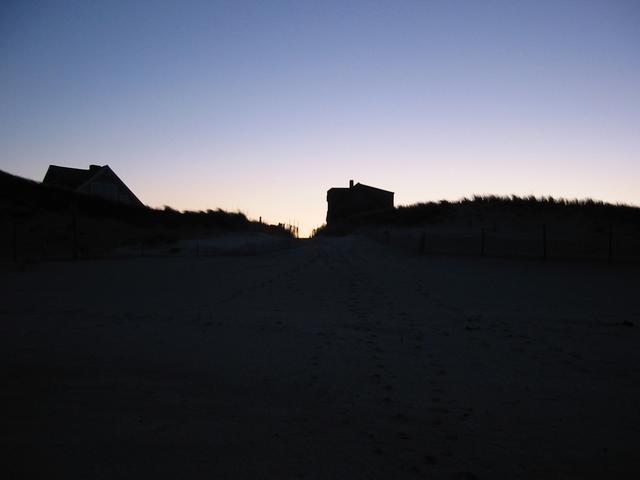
[326,180,394,224]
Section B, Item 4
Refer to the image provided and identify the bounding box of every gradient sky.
[1,0,639,235]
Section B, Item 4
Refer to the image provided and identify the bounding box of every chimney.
[89,164,102,172]
[349,179,354,188]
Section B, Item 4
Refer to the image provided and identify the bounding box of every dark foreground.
[2,236,639,479]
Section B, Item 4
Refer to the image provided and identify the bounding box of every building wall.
[327,187,393,223]
[78,170,139,205]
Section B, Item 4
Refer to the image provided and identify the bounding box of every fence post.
[608,224,613,263]
[72,208,79,260]
[12,216,18,262]
[480,228,485,256]
[542,224,547,260]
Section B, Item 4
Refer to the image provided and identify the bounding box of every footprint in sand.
[423,454,437,466]
[450,473,478,480]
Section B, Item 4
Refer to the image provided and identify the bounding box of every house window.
[90,182,118,201]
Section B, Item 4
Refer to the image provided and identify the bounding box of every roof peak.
[352,182,394,194]
[327,182,394,195]
[47,164,107,172]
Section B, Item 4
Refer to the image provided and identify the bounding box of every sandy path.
[1,235,639,478]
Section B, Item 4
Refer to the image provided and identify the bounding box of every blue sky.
[1,0,639,235]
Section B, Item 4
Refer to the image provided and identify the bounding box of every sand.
[1,235,639,479]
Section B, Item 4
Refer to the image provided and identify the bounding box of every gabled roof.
[78,165,143,205]
[328,182,394,195]
[352,182,394,195]
[42,165,101,189]
[42,164,144,205]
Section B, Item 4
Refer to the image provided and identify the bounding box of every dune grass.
[0,169,291,235]
[0,169,293,260]
[316,195,640,236]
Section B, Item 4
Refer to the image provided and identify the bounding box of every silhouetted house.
[327,180,394,224]
[42,164,143,206]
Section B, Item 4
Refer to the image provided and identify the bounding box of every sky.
[1,0,639,236]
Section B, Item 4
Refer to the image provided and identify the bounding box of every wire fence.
[0,212,295,263]
[3,212,639,264]
[369,224,640,263]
